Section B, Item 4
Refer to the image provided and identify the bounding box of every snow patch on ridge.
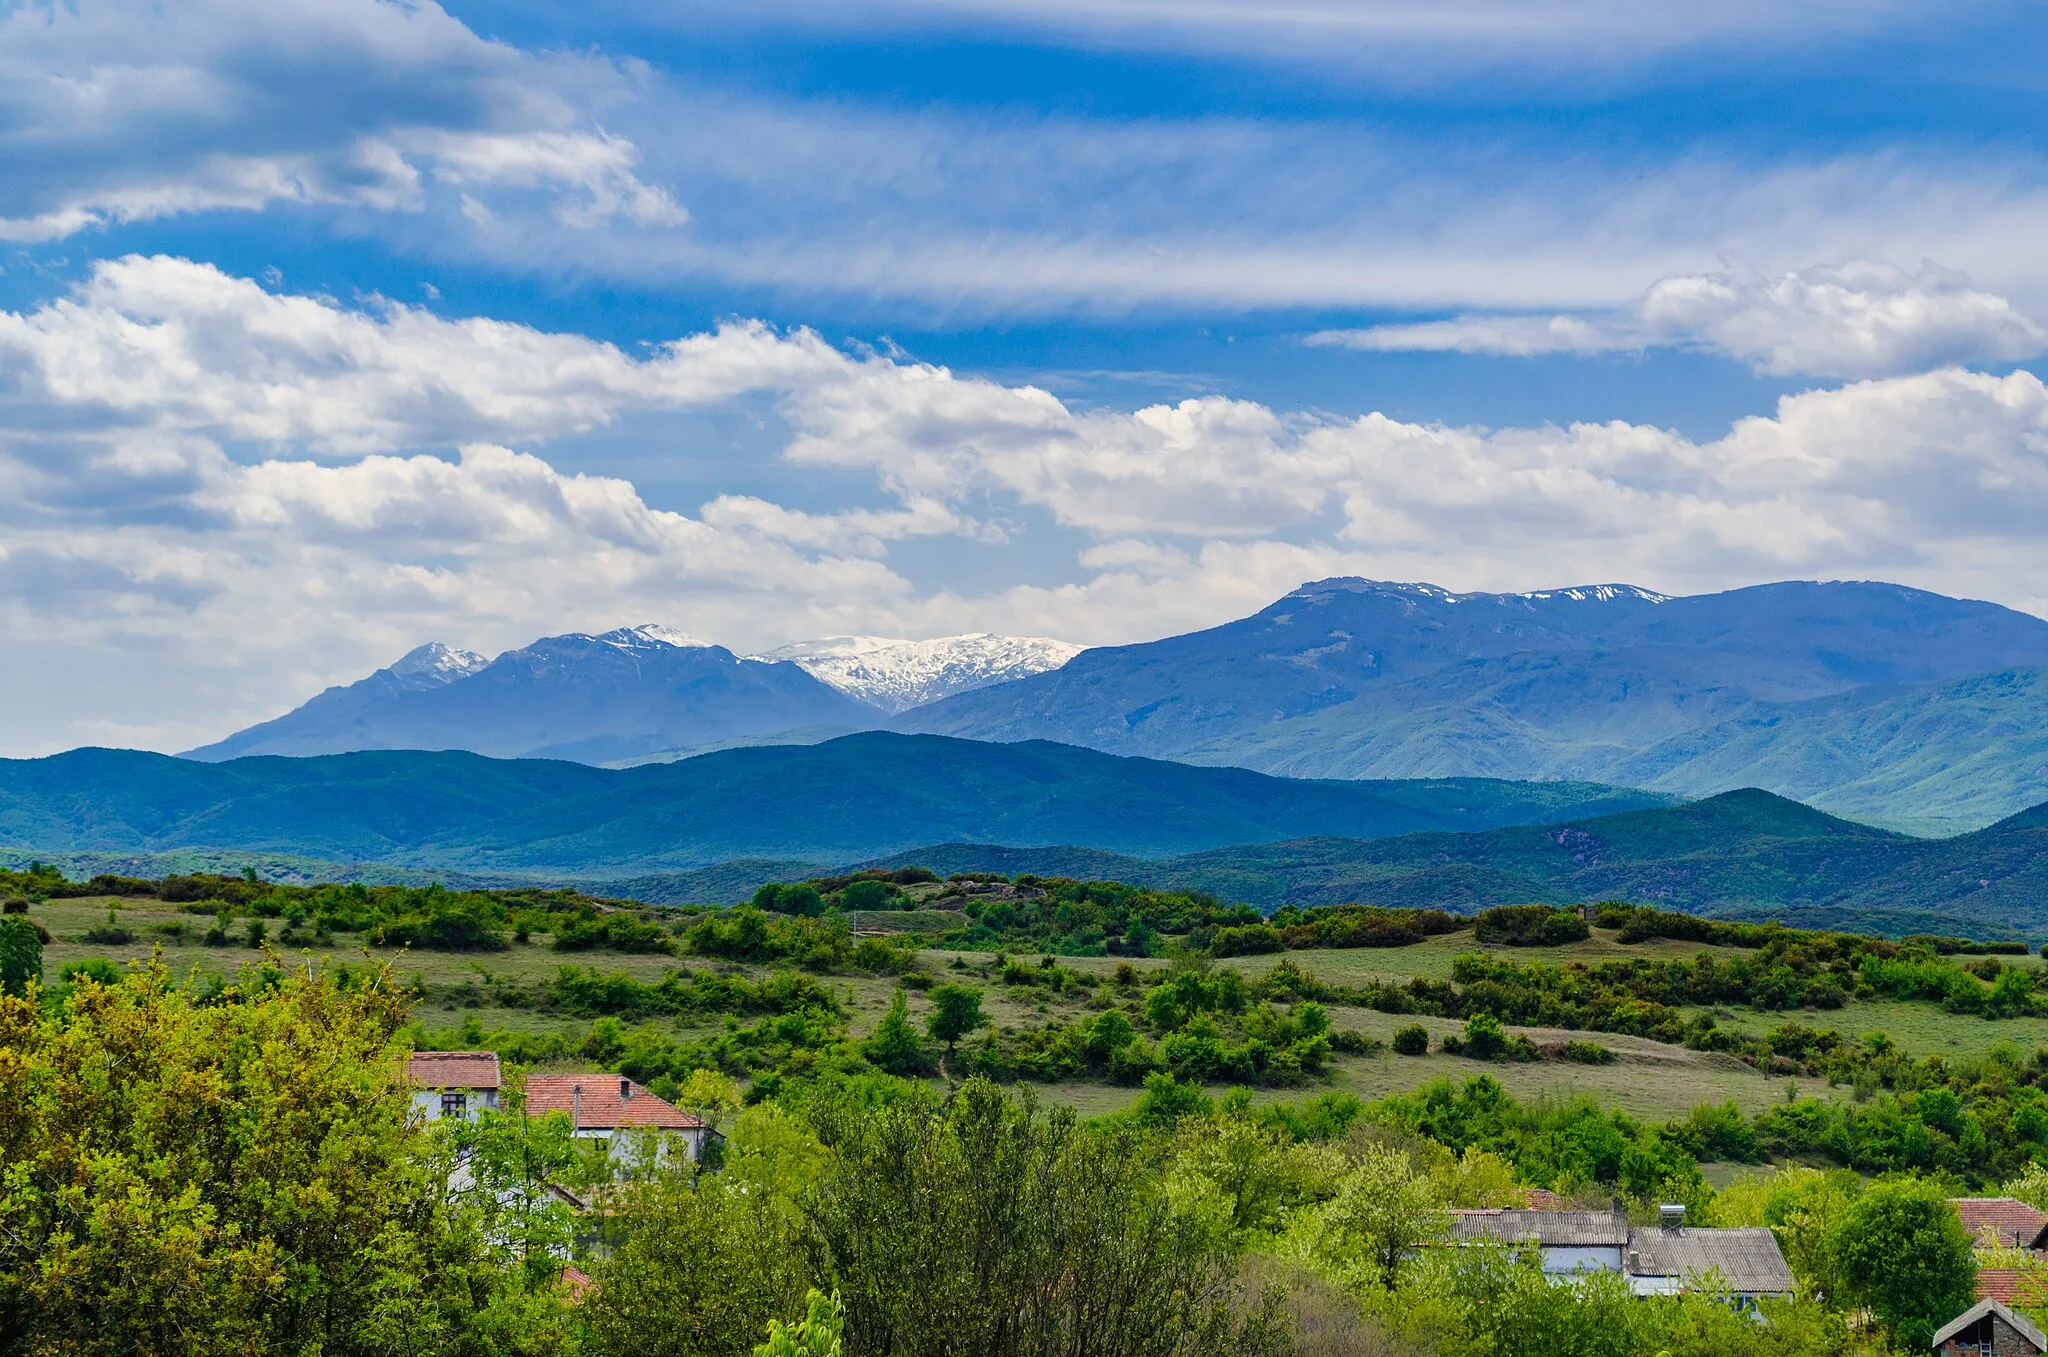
[753,633,1082,713]
[386,642,488,690]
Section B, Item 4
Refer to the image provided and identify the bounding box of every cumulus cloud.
[0,0,683,242]
[4,258,2048,753]
[1313,262,2048,378]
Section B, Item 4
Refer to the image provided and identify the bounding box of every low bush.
[1473,904,1590,947]
[1392,1024,1430,1056]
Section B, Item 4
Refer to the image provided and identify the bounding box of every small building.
[1445,1203,1794,1302]
[1955,1199,2048,1251]
[406,1050,502,1123]
[1626,1223,1796,1300]
[523,1073,714,1166]
[1932,1298,2048,1356]
[1447,1205,1630,1277]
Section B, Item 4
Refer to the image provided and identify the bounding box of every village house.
[1444,1203,1795,1303]
[1933,1298,2048,1356]
[404,1050,502,1123]
[522,1072,716,1166]
[1952,1198,2048,1308]
[1956,1199,2048,1251]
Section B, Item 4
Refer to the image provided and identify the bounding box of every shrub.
[1473,904,1591,947]
[1562,1040,1614,1065]
[1392,1024,1430,1056]
[1330,1029,1384,1056]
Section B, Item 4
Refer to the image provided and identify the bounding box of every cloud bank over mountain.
[5,253,2048,753]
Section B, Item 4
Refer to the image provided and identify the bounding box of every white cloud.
[4,259,2048,754]
[0,0,683,242]
[1312,261,2048,378]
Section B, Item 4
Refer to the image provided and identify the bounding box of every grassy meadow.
[30,892,1920,1122]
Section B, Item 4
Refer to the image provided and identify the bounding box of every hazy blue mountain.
[1612,667,2048,836]
[894,578,2048,828]
[186,625,880,764]
[853,788,2048,933]
[1,733,1673,872]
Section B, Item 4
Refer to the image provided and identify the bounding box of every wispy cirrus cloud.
[1311,262,2048,378]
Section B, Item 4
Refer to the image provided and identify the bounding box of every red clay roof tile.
[522,1073,704,1130]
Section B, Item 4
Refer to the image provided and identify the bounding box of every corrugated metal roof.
[406,1050,502,1090]
[1626,1228,1795,1295]
[1447,1209,1629,1247]
[524,1073,704,1130]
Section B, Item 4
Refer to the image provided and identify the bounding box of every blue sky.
[4,0,2048,754]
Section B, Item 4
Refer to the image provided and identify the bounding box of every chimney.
[572,1083,582,1131]
[1659,1204,1685,1232]
[621,1078,631,1102]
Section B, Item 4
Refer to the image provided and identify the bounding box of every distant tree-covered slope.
[853,788,2048,929]
[0,733,1673,872]
[894,577,2048,828]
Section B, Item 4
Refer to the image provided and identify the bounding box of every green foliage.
[552,911,673,953]
[1473,904,1591,946]
[861,990,929,1075]
[1833,1177,1978,1348]
[0,957,539,1353]
[754,1289,845,1357]
[681,907,916,973]
[796,1078,1281,1356]
[580,1167,811,1357]
[924,984,986,1054]
[1392,1023,1430,1056]
[0,916,40,996]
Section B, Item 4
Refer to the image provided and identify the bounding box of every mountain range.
[185,627,1076,764]
[4,734,1670,872]
[898,579,2048,834]
[181,577,2048,834]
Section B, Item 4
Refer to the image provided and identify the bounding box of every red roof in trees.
[405,1050,502,1090]
[1955,1198,2048,1250]
[523,1074,704,1130]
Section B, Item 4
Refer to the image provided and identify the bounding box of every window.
[441,1091,468,1118]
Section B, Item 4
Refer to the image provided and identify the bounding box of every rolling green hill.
[844,789,2048,932]
[0,733,1672,874]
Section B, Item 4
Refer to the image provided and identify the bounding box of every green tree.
[581,1169,810,1357]
[1312,1143,1449,1290]
[770,885,826,918]
[1391,1023,1429,1056]
[1459,1012,1507,1059]
[755,1289,845,1357]
[0,916,41,996]
[924,984,986,1059]
[797,1078,1283,1357]
[1832,1176,1977,1347]
[862,990,929,1075]
[0,956,527,1354]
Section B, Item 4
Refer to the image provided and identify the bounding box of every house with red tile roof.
[1955,1198,2048,1251]
[405,1050,502,1123]
[523,1073,715,1165]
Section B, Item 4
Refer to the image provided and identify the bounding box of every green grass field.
[24,897,2017,1123]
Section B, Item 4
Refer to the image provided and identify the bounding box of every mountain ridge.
[6,734,1675,872]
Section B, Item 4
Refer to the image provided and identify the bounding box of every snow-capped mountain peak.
[752,633,1082,713]
[386,642,488,690]
[592,623,715,652]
